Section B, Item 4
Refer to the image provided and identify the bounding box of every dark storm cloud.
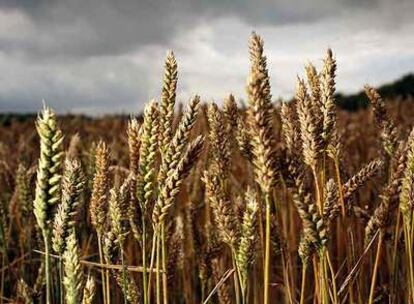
[0,0,413,113]
[0,0,195,59]
[1,0,410,60]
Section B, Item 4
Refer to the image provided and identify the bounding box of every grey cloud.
[0,53,154,114]
[2,0,412,60]
[0,0,197,60]
[0,0,412,114]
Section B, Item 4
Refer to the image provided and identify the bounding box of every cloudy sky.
[0,0,413,114]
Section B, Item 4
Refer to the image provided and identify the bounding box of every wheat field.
[1,32,414,304]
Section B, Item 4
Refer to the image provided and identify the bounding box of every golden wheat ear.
[159,95,201,184]
[89,140,110,235]
[247,32,277,195]
[400,127,414,219]
[223,94,238,132]
[126,117,141,175]
[365,85,399,157]
[235,114,253,161]
[342,158,383,201]
[207,102,231,178]
[153,135,204,226]
[280,101,299,156]
[82,276,96,304]
[296,77,322,170]
[365,143,407,245]
[16,279,33,304]
[203,167,237,248]
[136,100,159,212]
[159,51,178,156]
[321,49,337,148]
[52,159,85,255]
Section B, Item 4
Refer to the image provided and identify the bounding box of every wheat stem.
[43,232,51,304]
[368,232,383,304]
[142,214,148,304]
[334,157,356,302]
[403,220,414,302]
[312,167,323,213]
[334,158,346,217]
[231,250,242,304]
[161,223,168,304]
[319,249,329,304]
[0,249,5,304]
[264,193,271,304]
[97,233,107,304]
[119,248,127,304]
[147,232,158,302]
[326,250,338,304]
[58,256,63,304]
[156,228,161,304]
[300,263,307,304]
[390,211,401,303]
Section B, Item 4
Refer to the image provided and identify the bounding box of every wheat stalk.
[246,32,278,304]
[33,106,64,304]
[89,140,110,304]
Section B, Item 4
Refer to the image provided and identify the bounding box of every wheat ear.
[33,106,64,304]
[63,230,83,304]
[159,51,178,156]
[135,101,158,304]
[52,159,84,255]
[82,276,96,304]
[321,48,337,147]
[89,140,110,304]
[17,279,33,304]
[153,135,204,225]
[89,141,110,234]
[236,189,258,297]
[365,86,398,157]
[247,32,279,304]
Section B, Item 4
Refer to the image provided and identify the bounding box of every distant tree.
[336,73,414,111]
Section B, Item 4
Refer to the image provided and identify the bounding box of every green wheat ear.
[16,163,33,219]
[63,230,83,304]
[237,189,259,293]
[33,106,64,233]
[33,105,64,304]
